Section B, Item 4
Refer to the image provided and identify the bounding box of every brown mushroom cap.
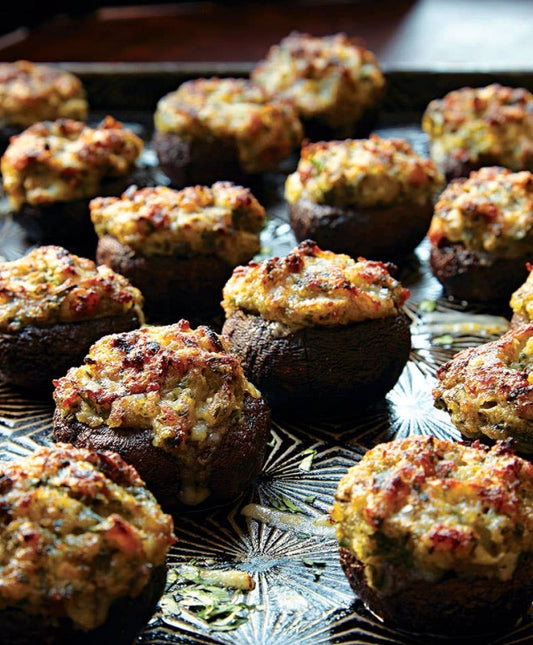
[221,309,411,413]
[289,198,434,261]
[430,243,530,302]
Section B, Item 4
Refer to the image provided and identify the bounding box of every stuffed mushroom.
[285,136,443,261]
[91,182,265,322]
[428,166,533,302]
[0,60,88,152]
[0,443,175,645]
[1,116,144,256]
[52,320,271,509]
[433,323,533,452]
[331,436,533,636]
[251,32,385,141]
[152,77,303,187]
[221,240,411,413]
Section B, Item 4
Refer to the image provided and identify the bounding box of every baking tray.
[0,67,531,645]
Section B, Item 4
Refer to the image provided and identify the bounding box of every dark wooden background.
[1,0,532,71]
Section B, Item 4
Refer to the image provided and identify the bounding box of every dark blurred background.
[1,0,532,69]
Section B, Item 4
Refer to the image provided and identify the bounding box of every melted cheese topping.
[422,84,533,172]
[510,267,533,323]
[428,166,533,257]
[222,240,410,329]
[251,31,385,130]
[0,60,88,128]
[0,443,174,631]
[331,436,533,588]
[285,135,442,207]
[90,182,265,263]
[434,324,533,449]
[1,116,143,210]
[53,321,262,505]
[153,77,303,173]
[0,245,144,332]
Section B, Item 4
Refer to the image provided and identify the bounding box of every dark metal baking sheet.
[0,70,530,644]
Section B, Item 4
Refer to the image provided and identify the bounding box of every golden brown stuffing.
[284,135,443,207]
[1,116,144,210]
[510,265,533,325]
[221,239,410,329]
[53,320,262,505]
[90,182,265,263]
[331,436,533,588]
[428,166,533,258]
[0,443,175,631]
[434,324,533,450]
[0,60,88,128]
[153,77,303,173]
[0,245,144,332]
[422,84,533,172]
[252,31,385,132]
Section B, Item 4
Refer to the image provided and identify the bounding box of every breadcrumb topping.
[331,436,533,588]
[422,84,533,172]
[90,182,265,263]
[1,116,143,209]
[153,77,303,173]
[428,166,533,257]
[0,60,88,128]
[0,443,174,631]
[222,240,410,329]
[0,245,144,332]
[252,31,385,132]
[285,135,442,207]
[434,324,533,450]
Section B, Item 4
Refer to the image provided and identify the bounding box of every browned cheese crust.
[331,436,533,635]
[221,240,411,412]
[2,116,143,210]
[433,324,533,451]
[510,264,533,327]
[52,320,271,508]
[0,61,87,129]
[0,444,175,644]
[422,84,533,180]
[251,31,385,140]
[428,166,533,301]
[0,245,144,389]
[285,136,442,260]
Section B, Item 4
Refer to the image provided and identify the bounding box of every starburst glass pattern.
[0,120,530,645]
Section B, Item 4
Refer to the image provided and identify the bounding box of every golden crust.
[1,116,144,210]
[0,443,174,631]
[428,166,533,257]
[433,324,533,450]
[251,31,385,129]
[0,60,88,128]
[53,320,260,452]
[0,245,144,332]
[422,84,533,172]
[90,182,265,263]
[331,436,533,589]
[510,265,533,323]
[284,135,443,207]
[153,77,303,173]
[221,239,410,329]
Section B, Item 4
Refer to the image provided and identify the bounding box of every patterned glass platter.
[0,116,530,645]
